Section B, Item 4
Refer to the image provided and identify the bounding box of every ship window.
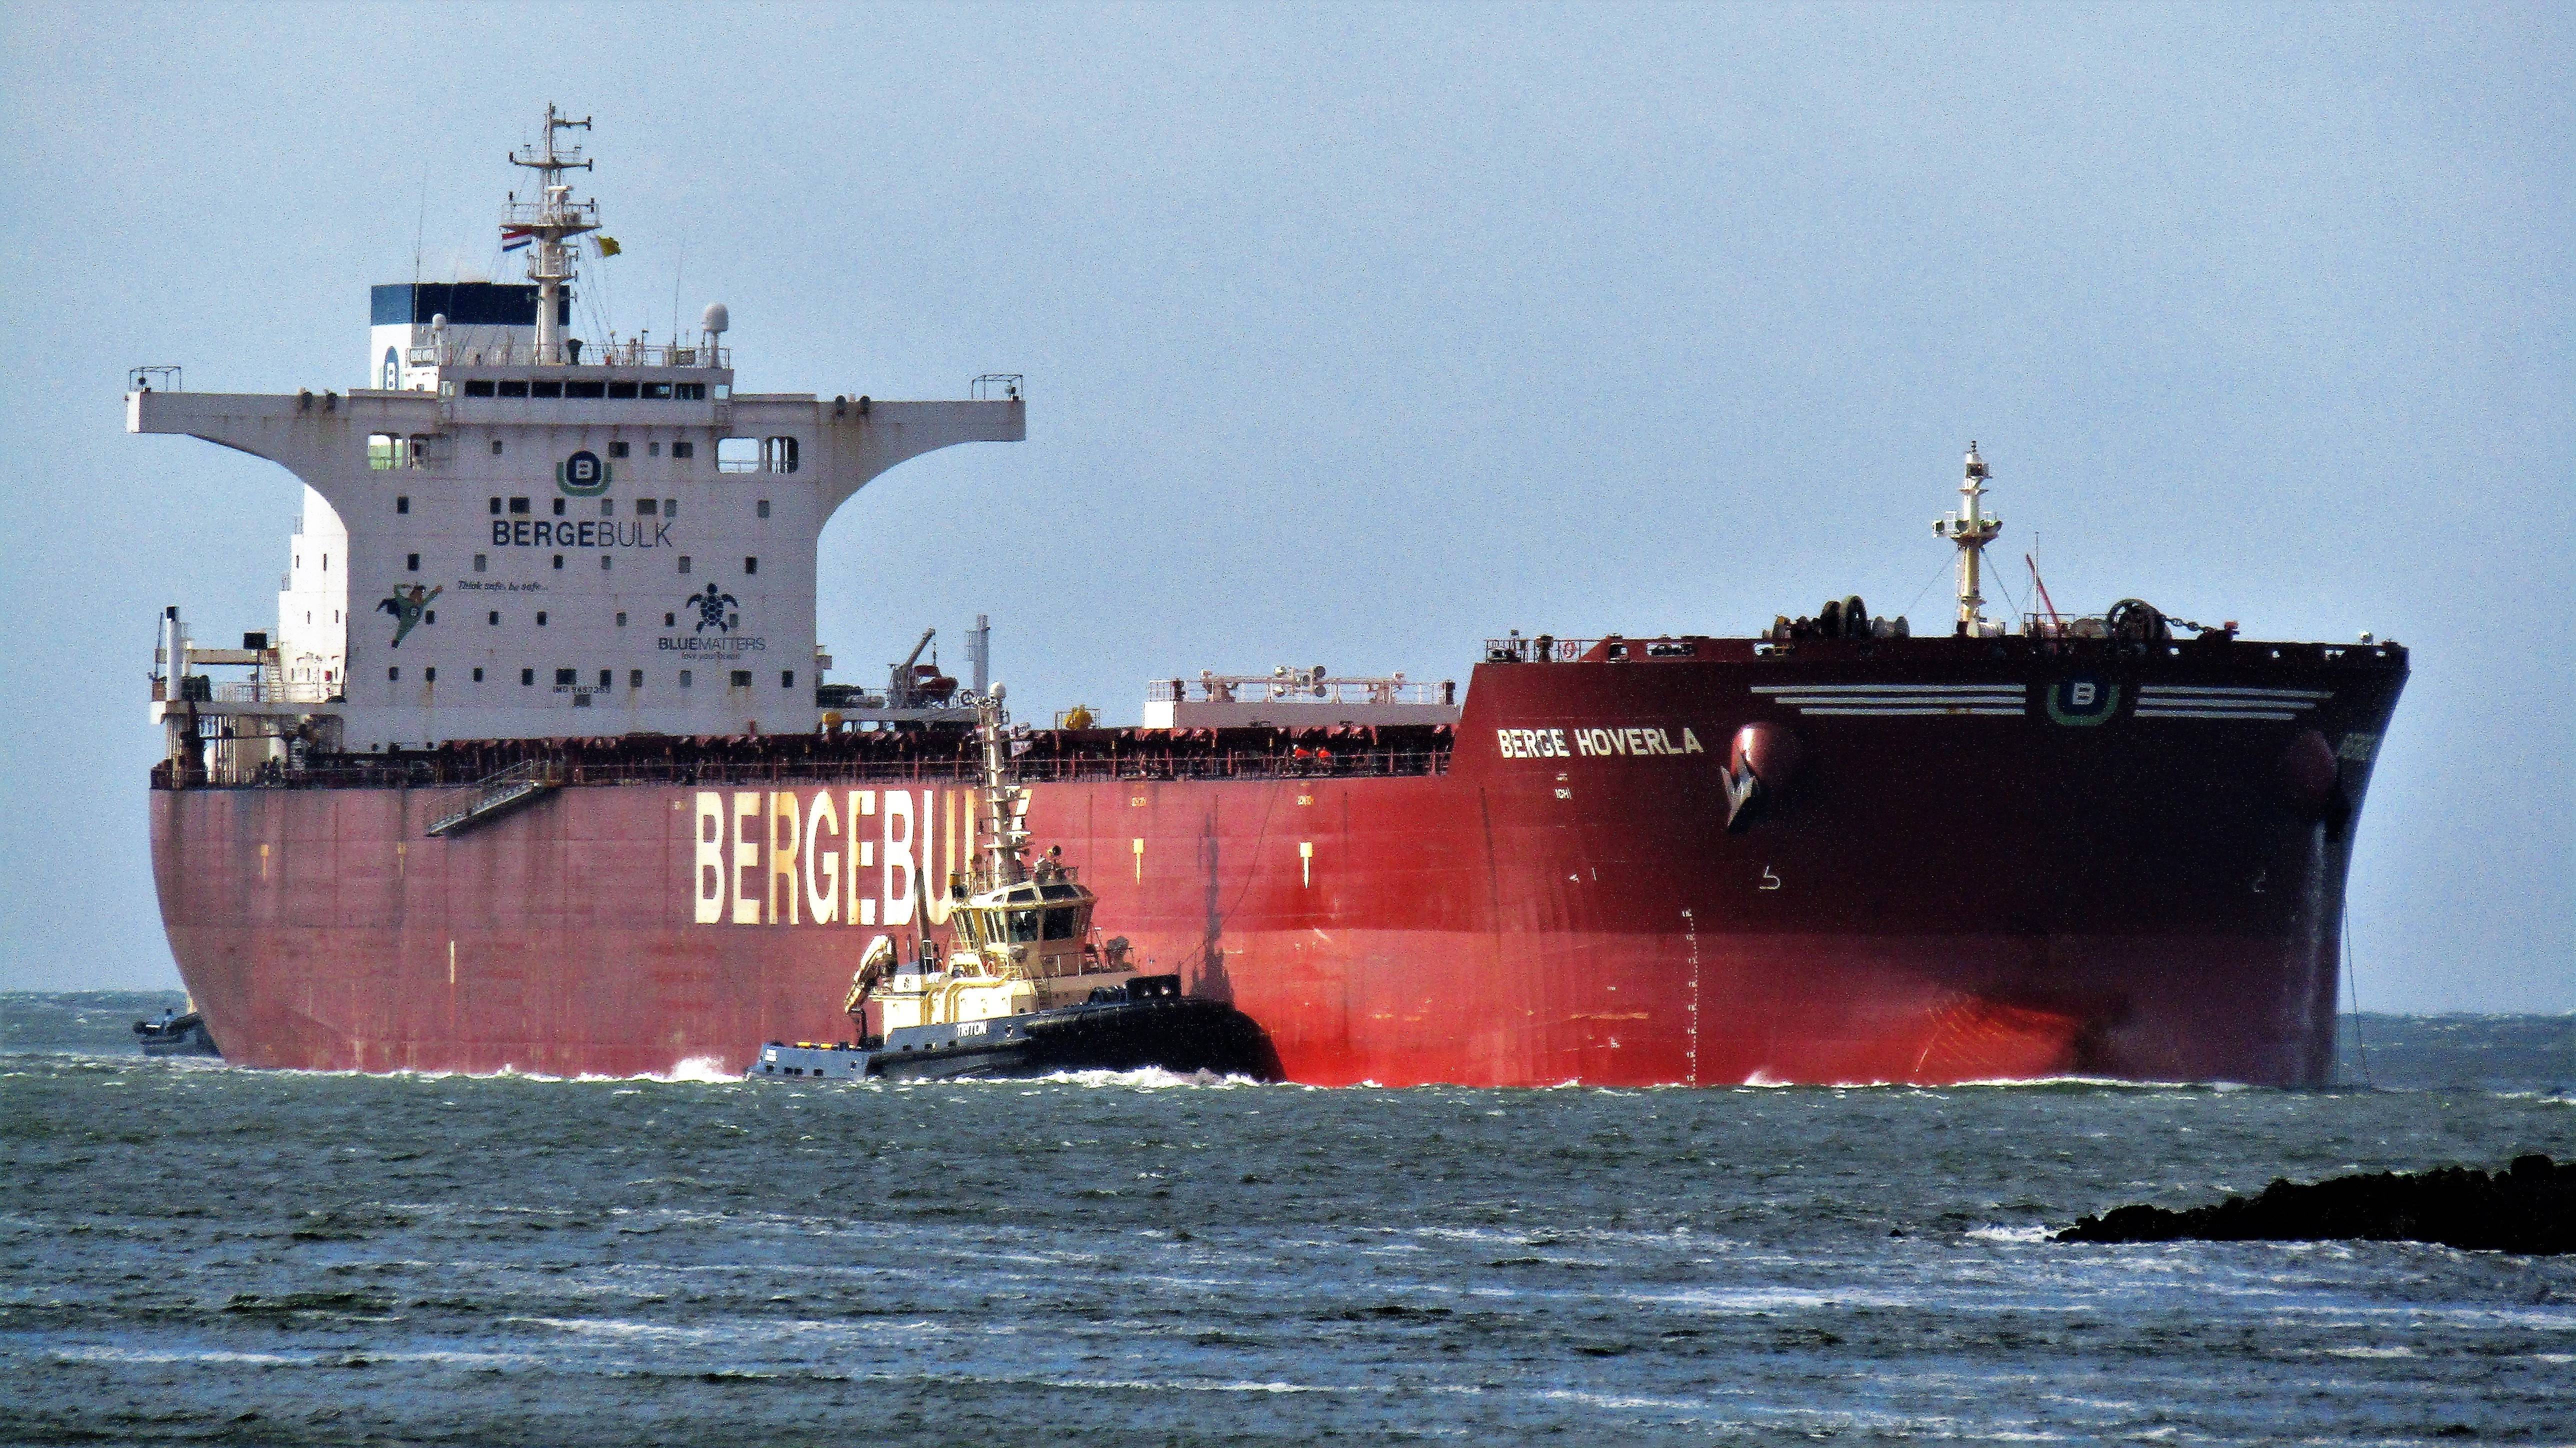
[646,440,661,457]
[730,670,752,688]
[388,666,398,680]
[474,554,486,572]
[609,382,639,400]
[509,497,530,514]
[489,497,502,514]
[488,611,499,625]
[424,666,436,683]
[744,556,758,575]
[552,555,564,570]
[676,382,707,401]
[498,380,528,398]
[600,554,612,571]
[678,556,692,574]
[424,610,434,625]
[756,500,770,519]
[599,669,612,688]
[536,612,548,626]
[566,380,606,400]
[472,668,484,682]
[406,553,420,572]
[573,692,592,707]
[763,437,799,474]
[664,498,678,517]
[610,441,629,458]
[1042,908,1078,941]
[644,382,674,400]
[556,668,576,686]
[530,380,563,400]
[680,670,692,688]
[670,442,693,460]
[716,437,760,472]
[616,612,626,627]
[780,670,795,688]
[464,380,496,398]
[1007,910,1040,944]
[522,668,534,685]
[637,498,656,516]
[664,612,676,627]
[552,497,566,516]
[396,495,410,513]
[629,669,642,688]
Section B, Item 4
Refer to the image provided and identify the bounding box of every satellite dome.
[702,302,730,335]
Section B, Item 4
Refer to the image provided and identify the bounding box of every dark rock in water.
[2057,1154,2574,1255]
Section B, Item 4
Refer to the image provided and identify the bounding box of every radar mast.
[504,104,598,365]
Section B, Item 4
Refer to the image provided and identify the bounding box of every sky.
[0,2,2566,1010]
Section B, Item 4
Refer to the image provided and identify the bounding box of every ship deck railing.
[162,748,1454,793]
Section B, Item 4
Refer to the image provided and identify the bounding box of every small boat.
[134,1008,222,1058]
[750,688,1276,1083]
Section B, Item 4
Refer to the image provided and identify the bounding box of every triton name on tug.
[753,689,1274,1082]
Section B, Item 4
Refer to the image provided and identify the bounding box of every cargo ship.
[132,111,2406,1086]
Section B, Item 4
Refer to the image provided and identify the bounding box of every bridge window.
[676,382,707,400]
[464,380,495,398]
[608,382,639,400]
[716,437,760,473]
[762,436,799,474]
[566,381,606,400]
[497,381,527,399]
[530,380,563,400]
[643,382,674,400]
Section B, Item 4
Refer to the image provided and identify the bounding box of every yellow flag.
[596,236,622,258]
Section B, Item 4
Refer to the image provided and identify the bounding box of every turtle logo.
[376,584,441,647]
[686,585,739,634]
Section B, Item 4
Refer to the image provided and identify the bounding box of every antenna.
[503,104,600,365]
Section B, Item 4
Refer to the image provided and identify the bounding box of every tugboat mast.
[976,686,1029,891]
[504,104,597,366]
[1934,441,2004,634]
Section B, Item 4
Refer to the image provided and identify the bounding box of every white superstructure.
[136,109,1024,761]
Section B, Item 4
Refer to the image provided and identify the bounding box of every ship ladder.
[425,759,566,838]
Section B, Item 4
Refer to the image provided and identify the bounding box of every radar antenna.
[1933,442,2004,634]
[504,104,599,365]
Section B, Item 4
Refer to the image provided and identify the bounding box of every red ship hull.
[150,639,2405,1086]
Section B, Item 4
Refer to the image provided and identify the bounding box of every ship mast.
[504,104,598,366]
[976,686,1029,892]
[1934,441,2003,634]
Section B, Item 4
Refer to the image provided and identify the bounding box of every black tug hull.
[753,996,1280,1083]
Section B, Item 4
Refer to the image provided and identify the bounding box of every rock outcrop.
[2057,1153,2572,1254]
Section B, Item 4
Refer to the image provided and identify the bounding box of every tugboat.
[751,687,1276,1083]
[134,1005,222,1059]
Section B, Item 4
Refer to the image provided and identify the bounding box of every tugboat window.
[1008,910,1041,943]
[1042,908,1078,940]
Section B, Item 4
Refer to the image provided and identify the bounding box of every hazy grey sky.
[0,3,2566,1010]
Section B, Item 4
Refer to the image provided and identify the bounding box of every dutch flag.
[501,226,534,253]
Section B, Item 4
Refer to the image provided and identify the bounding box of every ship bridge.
[133,107,1024,780]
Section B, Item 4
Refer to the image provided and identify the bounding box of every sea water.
[2,994,2570,1446]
